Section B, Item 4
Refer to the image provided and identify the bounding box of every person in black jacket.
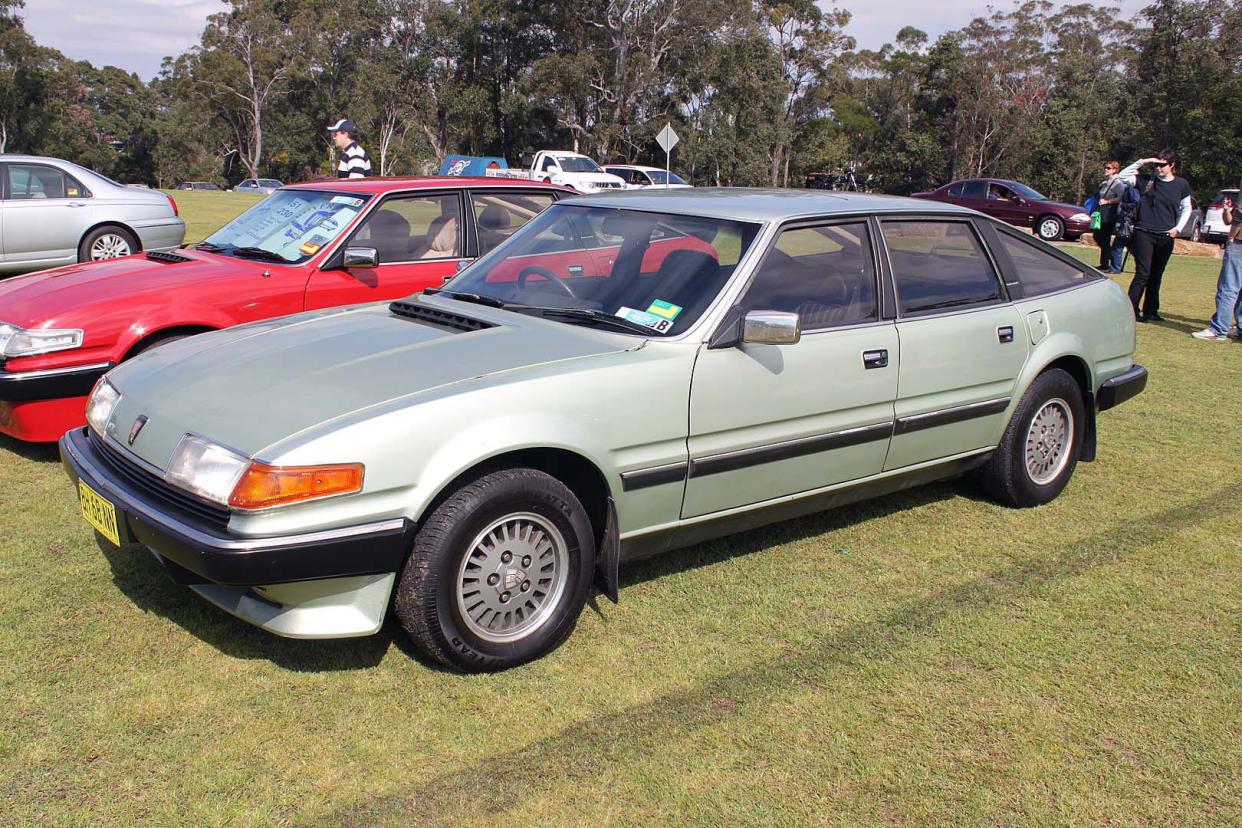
[1093,160,1126,272]
[1116,148,1193,321]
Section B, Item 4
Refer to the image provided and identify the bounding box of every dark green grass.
[0,236,1238,825]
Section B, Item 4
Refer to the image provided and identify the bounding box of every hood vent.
[389,300,495,333]
[146,250,193,264]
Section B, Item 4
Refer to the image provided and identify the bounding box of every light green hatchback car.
[61,189,1147,671]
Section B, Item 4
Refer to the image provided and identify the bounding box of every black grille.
[146,250,193,264]
[389,300,495,332]
[89,431,230,530]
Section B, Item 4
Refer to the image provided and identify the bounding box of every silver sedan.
[0,155,185,275]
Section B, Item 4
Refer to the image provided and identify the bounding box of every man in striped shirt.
[327,118,372,178]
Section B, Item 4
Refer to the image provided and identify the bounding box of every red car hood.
[0,250,267,329]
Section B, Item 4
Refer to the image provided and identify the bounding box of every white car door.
[2,162,93,268]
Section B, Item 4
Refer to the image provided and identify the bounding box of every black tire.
[1036,215,1065,242]
[395,468,595,672]
[980,368,1085,507]
[79,225,139,262]
[128,333,191,358]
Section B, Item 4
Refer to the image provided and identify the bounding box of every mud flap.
[1081,393,1098,462]
[595,497,620,604]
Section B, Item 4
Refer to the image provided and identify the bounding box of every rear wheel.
[980,368,1085,507]
[1037,216,1065,242]
[394,468,595,672]
[79,226,138,262]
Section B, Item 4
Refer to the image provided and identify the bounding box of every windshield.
[556,156,603,173]
[202,189,371,263]
[1009,182,1047,201]
[646,170,688,185]
[443,204,761,336]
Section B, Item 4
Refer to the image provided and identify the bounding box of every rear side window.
[962,180,988,199]
[883,221,1002,316]
[993,230,1090,296]
[947,182,965,197]
[6,164,88,200]
[740,222,877,329]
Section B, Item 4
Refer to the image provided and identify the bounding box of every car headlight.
[165,433,364,509]
[85,378,121,435]
[0,320,83,357]
[1070,212,1090,222]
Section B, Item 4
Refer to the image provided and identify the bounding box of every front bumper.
[0,361,113,403]
[60,426,414,637]
[1097,363,1148,411]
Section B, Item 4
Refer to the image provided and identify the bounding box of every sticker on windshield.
[299,241,322,255]
[330,195,364,207]
[616,306,674,333]
[645,300,683,321]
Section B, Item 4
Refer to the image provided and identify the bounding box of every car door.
[303,190,467,310]
[683,219,898,518]
[879,217,1027,471]
[1,162,93,268]
[985,182,1029,226]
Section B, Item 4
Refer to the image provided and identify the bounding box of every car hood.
[104,299,639,465]
[1042,200,1087,215]
[0,249,266,328]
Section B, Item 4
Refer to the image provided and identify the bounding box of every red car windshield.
[442,204,761,336]
[200,189,372,264]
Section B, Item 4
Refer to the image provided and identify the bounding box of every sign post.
[656,123,680,188]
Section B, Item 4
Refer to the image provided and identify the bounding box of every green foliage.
[0,0,1240,197]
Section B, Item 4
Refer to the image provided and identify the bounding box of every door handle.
[568,265,583,275]
[862,349,889,369]
[67,202,86,208]
[997,325,1015,343]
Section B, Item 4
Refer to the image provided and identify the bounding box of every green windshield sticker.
[646,300,683,320]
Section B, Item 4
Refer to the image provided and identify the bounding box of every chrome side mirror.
[343,247,378,268]
[742,310,801,345]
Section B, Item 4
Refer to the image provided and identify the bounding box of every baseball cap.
[327,118,357,133]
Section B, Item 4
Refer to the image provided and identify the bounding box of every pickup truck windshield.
[444,204,761,337]
[201,189,371,264]
[555,157,604,173]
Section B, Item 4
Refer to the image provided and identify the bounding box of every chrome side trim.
[893,397,1010,435]
[0,361,112,380]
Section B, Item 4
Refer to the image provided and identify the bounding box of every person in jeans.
[1191,194,1242,341]
[1094,160,1126,272]
[1117,149,1193,321]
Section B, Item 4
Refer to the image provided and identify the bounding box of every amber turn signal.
[228,462,364,509]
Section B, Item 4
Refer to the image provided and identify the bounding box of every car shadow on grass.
[0,432,60,462]
[322,483,1242,825]
[97,539,414,672]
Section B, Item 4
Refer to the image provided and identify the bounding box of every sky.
[19,0,1150,82]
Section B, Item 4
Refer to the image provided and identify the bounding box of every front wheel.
[394,468,595,672]
[1037,216,1065,242]
[980,368,1085,507]
[79,226,138,262]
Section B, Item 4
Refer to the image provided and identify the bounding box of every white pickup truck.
[490,151,626,194]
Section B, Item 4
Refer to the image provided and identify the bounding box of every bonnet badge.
[128,415,149,446]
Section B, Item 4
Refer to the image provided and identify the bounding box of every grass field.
[1,205,1239,825]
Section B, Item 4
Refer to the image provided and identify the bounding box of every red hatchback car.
[913,179,1091,242]
[0,177,569,442]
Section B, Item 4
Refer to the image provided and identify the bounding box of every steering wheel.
[516,265,578,299]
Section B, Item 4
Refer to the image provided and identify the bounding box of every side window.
[993,230,1090,296]
[947,182,965,197]
[739,222,878,329]
[883,221,1002,315]
[962,180,988,199]
[355,194,462,263]
[987,184,1014,201]
[472,191,556,256]
[7,164,71,200]
[540,156,557,172]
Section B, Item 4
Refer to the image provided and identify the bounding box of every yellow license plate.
[78,481,121,547]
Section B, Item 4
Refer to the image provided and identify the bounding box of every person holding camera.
[1191,194,1242,341]
[1117,149,1192,321]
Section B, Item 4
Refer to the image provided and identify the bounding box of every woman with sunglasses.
[1117,149,1193,321]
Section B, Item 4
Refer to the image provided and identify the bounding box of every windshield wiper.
[529,307,655,335]
[230,246,293,263]
[424,288,508,309]
[194,242,225,252]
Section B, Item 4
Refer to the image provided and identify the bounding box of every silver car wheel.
[1024,397,1073,485]
[1039,218,1062,240]
[91,233,132,260]
[456,511,569,644]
